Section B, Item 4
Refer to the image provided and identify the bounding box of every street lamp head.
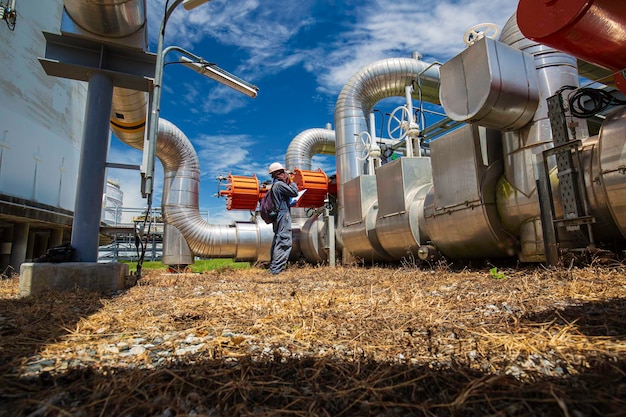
[179,56,259,98]
[183,0,211,10]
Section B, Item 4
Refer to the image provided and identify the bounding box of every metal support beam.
[38,32,156,92]
[70,72,114,262]
[535,154,559,267]
[105,162,141,170]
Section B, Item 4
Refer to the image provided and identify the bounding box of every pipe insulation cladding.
[64,0,146,38]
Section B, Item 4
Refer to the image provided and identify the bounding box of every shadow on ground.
[522,297,626,338]
[1,353,625,416]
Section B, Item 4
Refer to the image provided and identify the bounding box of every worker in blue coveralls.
[268,162,299,274]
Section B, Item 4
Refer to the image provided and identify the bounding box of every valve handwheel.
[357,131,373,161]
[387,106,411,141]
[463,23,499,46]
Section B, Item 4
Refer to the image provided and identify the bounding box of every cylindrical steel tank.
[0,0,84,269]
[0,0,85,211]
[595,107,626,240]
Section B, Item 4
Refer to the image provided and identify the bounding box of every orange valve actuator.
[219,174,261,210]
[292,168,329,208]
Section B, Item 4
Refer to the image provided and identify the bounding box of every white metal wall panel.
[0,0,86,211]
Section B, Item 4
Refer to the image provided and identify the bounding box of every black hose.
[558,86,626,118]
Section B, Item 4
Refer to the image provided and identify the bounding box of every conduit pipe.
[284,125,402,172]
[68,0,273,263]
[285,124,336,234]
[284,126,336,258]
[283,126,406,263]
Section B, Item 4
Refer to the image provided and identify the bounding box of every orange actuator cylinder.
[220,169,335,211]
[219,174,260,210]
[292,168,329,208]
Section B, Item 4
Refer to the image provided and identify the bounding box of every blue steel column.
[71,72,114,262]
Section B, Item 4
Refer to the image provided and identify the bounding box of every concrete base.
[19,262,129,296]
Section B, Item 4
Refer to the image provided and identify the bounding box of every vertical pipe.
[367,112,376,174]
[71,72,114,262]
[327,210,335,267]
[404,86,415,157]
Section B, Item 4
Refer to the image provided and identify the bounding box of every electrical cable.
[134,196,154,279]
[558,85,626,118]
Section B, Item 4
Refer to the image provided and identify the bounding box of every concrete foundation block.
[19,262,129,296]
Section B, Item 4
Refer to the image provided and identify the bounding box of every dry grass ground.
[0,263,625,416]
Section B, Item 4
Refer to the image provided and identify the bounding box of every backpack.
[259,187,278,224]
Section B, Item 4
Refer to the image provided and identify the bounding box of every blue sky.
[106,0,519,224]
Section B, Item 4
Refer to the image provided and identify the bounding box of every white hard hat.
[268,162,285,174]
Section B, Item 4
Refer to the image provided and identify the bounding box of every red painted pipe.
[517,0,626,92]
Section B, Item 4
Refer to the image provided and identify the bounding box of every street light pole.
[142,0,211,201]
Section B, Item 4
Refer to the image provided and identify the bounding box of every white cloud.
[311,155,336,176]
[149,0,518,99]
[194,133,255,175]
[312,0,518,94]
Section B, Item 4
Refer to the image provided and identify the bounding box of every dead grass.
[0,263,625,416]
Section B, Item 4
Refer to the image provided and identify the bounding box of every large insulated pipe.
[69,0,272,263]
[496,13,590,261]
[516,0,626,93]
[64,0,145,38]
[284,126,336,262]
[109,96,273,261]
[157,120,272,261]
[284,126,401,172]
[333,56,440,261]
[284,126,336,254]
[285,126,335,171]
[334,57,440,187]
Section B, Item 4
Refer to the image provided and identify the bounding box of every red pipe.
[517,0,626,92]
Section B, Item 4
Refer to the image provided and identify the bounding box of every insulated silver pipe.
[496,13,589,261]
[334,57,440,188]
[64,0,145,38]
[285,127,335,171]
[157,119,272,261]
[284,126,402,172]
[110,101,273,261]
[284,126,336,234]
[333,57,440,261]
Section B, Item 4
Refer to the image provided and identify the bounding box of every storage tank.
[0,0,86,271]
